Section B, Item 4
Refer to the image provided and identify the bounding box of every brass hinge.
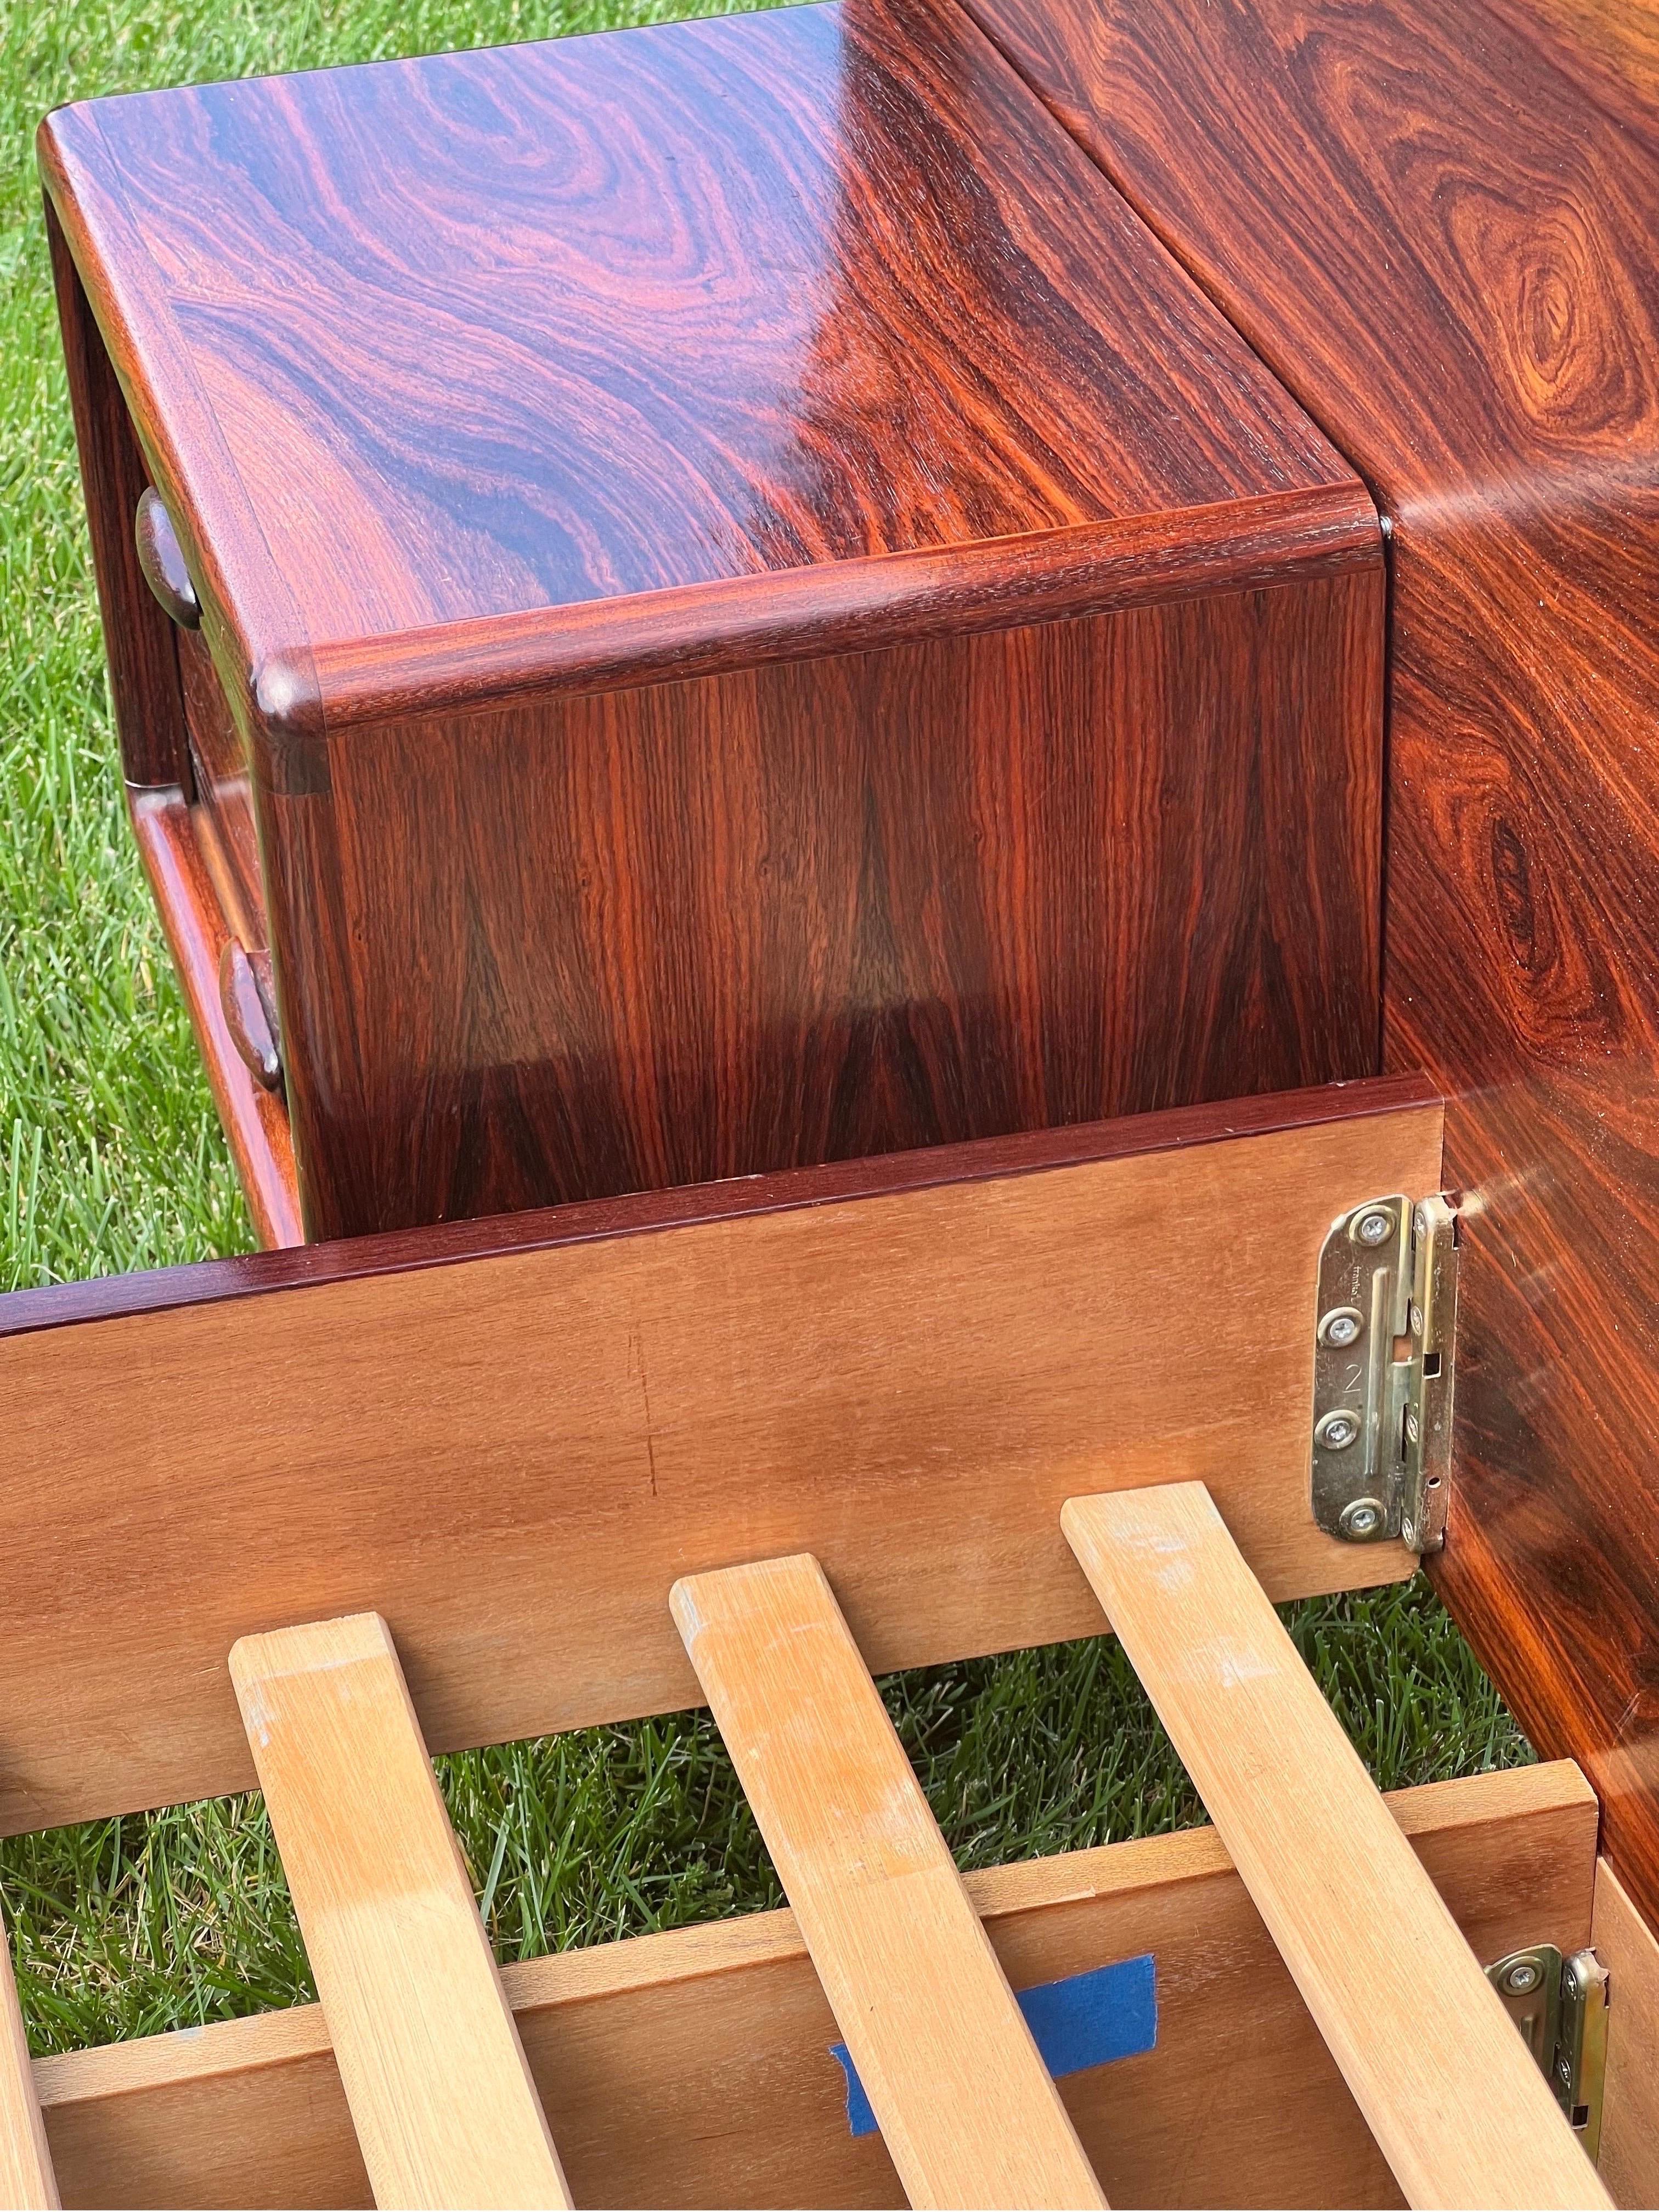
[1311,1194,1458,1551]
[1487,1944,1610,2162]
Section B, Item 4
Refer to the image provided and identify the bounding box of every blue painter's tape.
[829,1953,1156,2139]
[831,2046,881,2139]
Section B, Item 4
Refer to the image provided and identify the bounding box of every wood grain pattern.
[281,486,1378,733]
[40,0,1385,1240]
[128,789,301,1249]
[960,0,1659,1945]
[267,573,1384,1238]
[1063,1484,1605,2211]
[177,625,265,954]
[42,201,184,791]
[36,0,1363,688]
[0,1090,1440,1832]
[1590,1858,1659,2210]
[0,1909,58,2211]
[673,1554,1104,2211]
[35,1763,1598,2211]
[229,1614,568,2211]
[0,1072,1440,1340]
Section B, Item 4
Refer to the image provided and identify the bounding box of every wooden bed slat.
[1062,1484,1607,2212]
[229,1614,569,2212]
[0,1909,57,2211]
[671,1554,1106,2212]
[33,1762,1597,2211]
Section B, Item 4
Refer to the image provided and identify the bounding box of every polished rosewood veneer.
[40,0,1384,1242]
[960,0,1659,1926]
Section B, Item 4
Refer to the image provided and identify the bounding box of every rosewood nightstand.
[39,0,1384,1243]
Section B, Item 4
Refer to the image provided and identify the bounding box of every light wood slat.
[1062,1483,1608,2212]
[35,1762,1596,2212]
[229,1614,568,2212]
[1591,1857,1659,2209]
[0,1086,1439,1837]
[0,1905,57,2209]
[671,1553,1106,2212]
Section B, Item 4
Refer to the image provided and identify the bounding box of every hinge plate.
[1311,1194,1458,1551]
[1487,1944,1610,2161]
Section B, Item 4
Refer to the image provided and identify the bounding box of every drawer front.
[177,625,268,958]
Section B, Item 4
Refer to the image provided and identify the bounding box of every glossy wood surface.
[0,1084,1437,1831]
[128,789,301,1249]
[176,626,265,951]
[33,1764,1597,2211]
[275,575,1383,1237]
[964,0,1659,1941]
[43,203,184,790]
[41,0,1386,1238]
[37,0,1364,707]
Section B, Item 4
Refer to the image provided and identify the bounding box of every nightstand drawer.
[176,625,267,955]
[44,0,1385,1245]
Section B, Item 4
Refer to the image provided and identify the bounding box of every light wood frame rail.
[0,1077,1438,1834]
[30,1763,1596,2210]
[0,1074,1628,2209]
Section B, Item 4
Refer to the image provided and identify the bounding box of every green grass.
[0,0,1532,2060]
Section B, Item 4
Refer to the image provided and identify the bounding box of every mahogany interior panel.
[0,1080,1438,1832]
[958,0,1659,1926]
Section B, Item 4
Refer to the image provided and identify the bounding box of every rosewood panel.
[176,628,264,951]
[128,790,301,1249]
[40,0,1387,1241]
[35,0,1364,691]
[43,202,185,790]
[960,0,1659,1924]
[267,574,1382,1237]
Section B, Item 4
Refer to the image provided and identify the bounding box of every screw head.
[1401,1516,1417,1548]
[1319,1306,1363,1348]
[1355,1208,1394,1247]
[1502,1959,1542,1996]
[1339,1498,1384,1539]
[1410,1303,1425,1336]
[1414,1205,1429,1238]
[1316,1410,1361,1451]
[1405,1408,1421,1445]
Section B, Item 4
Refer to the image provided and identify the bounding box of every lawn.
[0,0,1531,2056]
